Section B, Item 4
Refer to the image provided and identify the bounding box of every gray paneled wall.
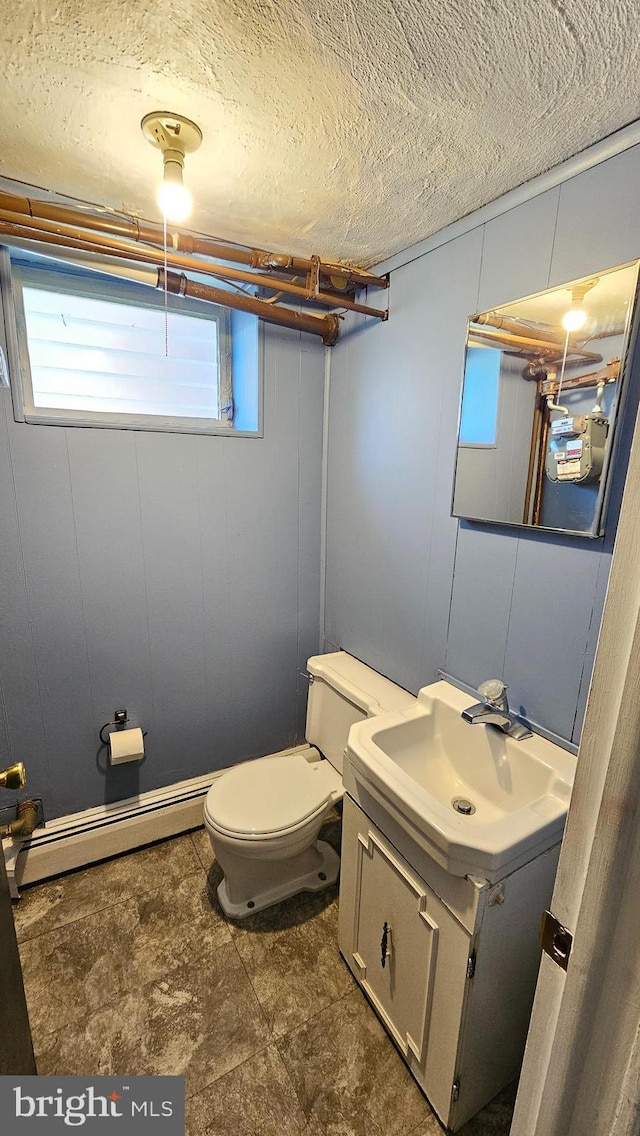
[3,143,640,825]
[0,321,324,820]
[325,144,640,747]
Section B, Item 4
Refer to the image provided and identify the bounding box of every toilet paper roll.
[109,727,145,765]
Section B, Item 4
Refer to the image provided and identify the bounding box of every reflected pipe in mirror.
[451,260,640,538]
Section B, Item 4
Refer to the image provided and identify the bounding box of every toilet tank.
[306,651,415,774]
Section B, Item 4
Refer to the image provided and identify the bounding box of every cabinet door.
[350,826,440,1064]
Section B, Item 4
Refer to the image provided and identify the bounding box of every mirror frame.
[451,260,640,539]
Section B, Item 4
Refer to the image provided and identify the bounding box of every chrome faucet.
[461,680,533,741]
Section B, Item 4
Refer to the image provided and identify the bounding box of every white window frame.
[2,248,249,437]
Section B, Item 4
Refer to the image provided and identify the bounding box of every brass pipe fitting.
[0,798,40,839]
[0,762,26,790]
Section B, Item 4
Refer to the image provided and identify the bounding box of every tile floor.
[13,817,516,1136]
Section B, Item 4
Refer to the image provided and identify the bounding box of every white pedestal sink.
[346,679,576,881]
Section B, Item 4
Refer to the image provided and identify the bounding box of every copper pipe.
[475,309,627,348]
[523,396,544,525]
[0,219,340,344]
[541,359,621,396]
[469,324,602,362]
[0,206,386,321]
[472,312,568,346]
[533,405,551,526]
[0,190,387,291]
[162,270,340,346]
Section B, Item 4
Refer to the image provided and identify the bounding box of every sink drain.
[452,797,476,816]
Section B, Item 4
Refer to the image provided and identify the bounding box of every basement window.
[5,253,260,435]
[459,346,501,447]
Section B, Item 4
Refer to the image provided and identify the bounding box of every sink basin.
[346,680,576,881]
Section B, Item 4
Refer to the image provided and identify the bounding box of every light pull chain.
[547,329,571,414]
[163,215,169,357]
[557,328,570,405]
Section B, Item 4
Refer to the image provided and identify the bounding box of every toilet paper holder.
[99,709,147,748]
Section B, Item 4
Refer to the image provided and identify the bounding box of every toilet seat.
[204,753,341,840]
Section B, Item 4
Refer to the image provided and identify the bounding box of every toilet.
[203,650,415,919]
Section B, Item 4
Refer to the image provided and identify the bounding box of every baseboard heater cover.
[9,744,316,889]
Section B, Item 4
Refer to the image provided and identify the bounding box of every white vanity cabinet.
[338,792,559,1131]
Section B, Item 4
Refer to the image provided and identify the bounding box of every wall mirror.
[452,260,640,537]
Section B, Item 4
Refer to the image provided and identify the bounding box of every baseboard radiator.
[5,744,316,892]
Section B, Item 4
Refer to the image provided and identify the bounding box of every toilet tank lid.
[307,652,415,715]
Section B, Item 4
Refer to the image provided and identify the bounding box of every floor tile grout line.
[271,1035,315,1130]
[188,829,212,874]
[274,1014,385,1136]
[184,1035,310,1129]
[230,930,276,1041]
[232,949,354,1048]
[206,883,354,1050]
[362,1095,432,1136]
[405,1113,446,1136]
[18,889,143,949]
[33,940,272,1090]
[31,936,247,1073]
[25,907,235,1045]
[183,1038,274,1104]
[273,981,359,1056]
[274,977,431,1134]
[16,863,208,946]
[32,978,158,1065]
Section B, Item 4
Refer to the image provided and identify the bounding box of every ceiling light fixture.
[561,278,599,334]
[141,111,202,223]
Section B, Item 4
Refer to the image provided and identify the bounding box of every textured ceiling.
[1,1,639,266]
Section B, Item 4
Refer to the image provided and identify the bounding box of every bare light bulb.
[142,114,201,224]
[157,158,192,222]
[562,308,587,333]
[157,181,192,222]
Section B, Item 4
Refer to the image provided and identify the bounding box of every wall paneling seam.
[132,431,156,740]
[64,427,98,735]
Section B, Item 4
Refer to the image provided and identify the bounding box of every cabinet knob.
[380,921,392,968]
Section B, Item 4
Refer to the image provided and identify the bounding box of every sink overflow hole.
[452,797,476,816]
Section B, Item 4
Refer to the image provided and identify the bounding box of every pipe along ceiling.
[0,188,389,345]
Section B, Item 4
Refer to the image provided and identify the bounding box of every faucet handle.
[477,679,508,705]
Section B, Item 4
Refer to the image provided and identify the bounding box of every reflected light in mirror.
[562,308,588,333]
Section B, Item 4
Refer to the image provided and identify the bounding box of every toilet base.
[217,839,340,920]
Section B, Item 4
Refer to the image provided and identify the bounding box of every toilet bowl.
[203,651,415,919]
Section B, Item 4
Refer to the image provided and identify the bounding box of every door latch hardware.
[466,950,476,979]
[380,921,391,968]
[451,1078,460,1103]
[540,909,573,971]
